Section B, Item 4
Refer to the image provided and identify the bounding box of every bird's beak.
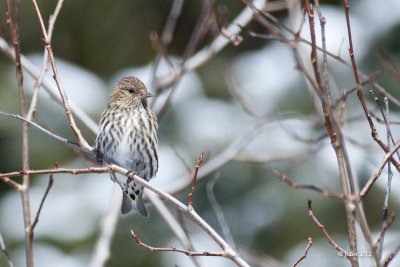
[140,92,153,100]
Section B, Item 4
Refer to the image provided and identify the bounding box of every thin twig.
[0,110,79,147]
[147,193,205,267]
[331,71,380,108]
[224,68,262,119]
[171,145,192,174]
[370,111,400,126]
[0,176,22,191]
[338,90,347,128]
[383,245,400,267]
[375,212,395,252]
[292,236,312,267]
[307,199,348,256]
[0,166,110,179]
[161,0,184,46]
[188,153,205,207]
[0,231,15,267]
[206,174,237,251]
[26,0,64,122]
[313,0,330,101]
[181,0,215,62]
[153,0,268,90]
[163,114,301,195]
[273,171,347,200]
[88,187,121,267]
[370,92,400,160]
[31,175,54,231]
[341,16,389,260]
[234,152,310,164]
[0,36,99,134]
[304,0,323,96]
[6,0,25,116]
[6,1,33,266]
[342,0,370,123]
[131,229,224,257]
[149,31,174,72]
[377,97,394,259]
[359,141,400,199]
[30,0,91,151]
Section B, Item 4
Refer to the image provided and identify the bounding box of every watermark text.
[338,250,372,257]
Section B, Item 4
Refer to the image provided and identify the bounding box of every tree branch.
[307,199,348,257]
[292,236,312,267]
[131,228,225,257]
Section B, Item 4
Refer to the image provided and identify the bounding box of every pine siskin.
[93,76,158,217]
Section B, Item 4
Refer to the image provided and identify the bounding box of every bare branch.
[273,171,347,201]
[6,1,33,266]
[307,199,348,256]
[0,36,99,134]
[181,0,215,62]
[0,176,22,191]
[164,114,301,195]
[331,71,380,108]
[292,236,312,267]
[0,231,14,267]
[88,189,121,267]
[131,228,225,257]
[375,96,395,259]
[147,193,205,267]
[31,175,54,231]
[0,110,79,147]
[206,174,236,251]
[0,167,108,179]
[313,0,330,101]
[153,0,268,90]
[188,152,204,207]
[224,69,262,119]
[0,164,250,267]
[370,92,400,160]
[359,141,400,199]
[375,212,395,250]
[31,0,91,151]
[161,0,184,46]
[383,245,400,267]
[26,0,64,122]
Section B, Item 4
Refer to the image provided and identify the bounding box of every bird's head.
[109,76,152,108]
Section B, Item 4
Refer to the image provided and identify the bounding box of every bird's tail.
[110,173,149,217]
[121,193,148,217]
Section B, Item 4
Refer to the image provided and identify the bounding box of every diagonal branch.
[30,0,91,151]
[273,170,347,200]
[0,164,250,267]
[153,0,268,90]
[359,141,400,199]
[31,175,54,231]
[307,199,348,256]
[131,229,224,257]
[292,236,312,267]
[188,153,204,207]
[0,176,22,191]
[0,231,15,267]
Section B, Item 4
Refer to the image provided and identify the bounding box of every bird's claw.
[126,170,137,184]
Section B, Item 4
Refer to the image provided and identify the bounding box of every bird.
[93,76,158,217]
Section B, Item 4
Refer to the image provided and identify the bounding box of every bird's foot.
[126,170,138,184]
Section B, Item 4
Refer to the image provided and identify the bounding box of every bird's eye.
[128,88,135,94]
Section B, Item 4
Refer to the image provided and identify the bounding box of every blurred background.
[1,0,400,266]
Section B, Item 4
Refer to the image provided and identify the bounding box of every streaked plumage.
[93,76,158,217]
